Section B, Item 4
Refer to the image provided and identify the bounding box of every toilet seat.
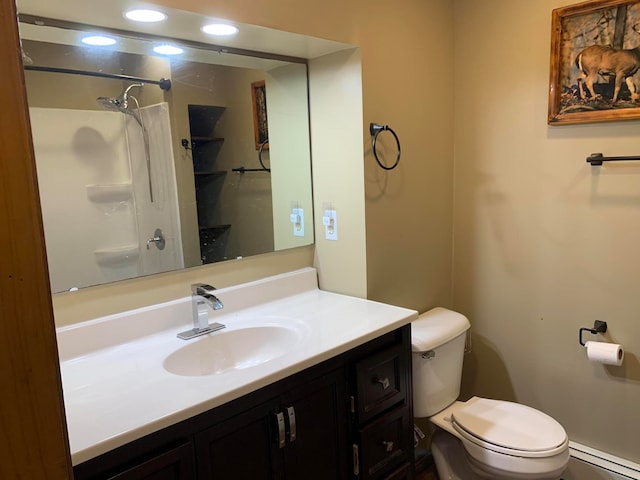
[450,397,568,458]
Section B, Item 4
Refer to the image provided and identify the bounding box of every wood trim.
[0,0,72,477]
[251,80,269,149]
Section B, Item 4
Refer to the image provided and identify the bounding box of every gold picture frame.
[251,80,269,149]
[548,0,640,125]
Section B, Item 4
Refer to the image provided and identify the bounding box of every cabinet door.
[281,368,347,480]
[195,398,281,480]
[105,441,195,480]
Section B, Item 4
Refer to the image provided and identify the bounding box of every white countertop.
[57,268,418,465]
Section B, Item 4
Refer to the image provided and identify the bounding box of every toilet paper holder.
[579,320,607,346]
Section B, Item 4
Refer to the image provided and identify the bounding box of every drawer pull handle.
[286,406,297,443]
[353,444,360,476]
[382,440,394,452]
[276,411,286,448]
[376,377,390,390]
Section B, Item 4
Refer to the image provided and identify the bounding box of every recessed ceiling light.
[81,35,117,46]
[201,23,239,36]
[124,9,167,23]
[153,44,184,55]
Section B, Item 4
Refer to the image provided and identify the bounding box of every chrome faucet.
[177,283,226,340]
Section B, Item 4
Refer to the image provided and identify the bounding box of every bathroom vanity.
[58,268,418,479]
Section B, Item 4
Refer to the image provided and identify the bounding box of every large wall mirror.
[16,0,349,293]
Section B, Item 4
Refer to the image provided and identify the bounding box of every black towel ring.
[258,138,271,172]
[370,123,401,170]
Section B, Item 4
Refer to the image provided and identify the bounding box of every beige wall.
[454,0,640,463]
[267,63,314,252]
[309,47,367,298]
[362,1,455,312]
[215,67,273,259]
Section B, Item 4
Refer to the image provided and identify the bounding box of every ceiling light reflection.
[201,24,239,36]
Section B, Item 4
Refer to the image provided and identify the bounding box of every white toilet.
[412,307,569,480]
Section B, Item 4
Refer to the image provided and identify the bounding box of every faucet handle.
[191,283,216,295]
[191,283,224,311]
[146,228,165,250]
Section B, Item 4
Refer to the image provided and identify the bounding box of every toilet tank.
[411,307,470,418]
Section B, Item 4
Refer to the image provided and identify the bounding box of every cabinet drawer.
[355,343,407,423]
[355,405,412,480]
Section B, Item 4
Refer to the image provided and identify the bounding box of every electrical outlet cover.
[290,208,304,237]
[323,210,337,240]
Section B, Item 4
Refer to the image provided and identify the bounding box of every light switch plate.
[322,210,337,240]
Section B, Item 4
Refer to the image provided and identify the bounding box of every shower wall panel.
[30,104,183,292]
[129,102,184,275]
[30,107,140,292]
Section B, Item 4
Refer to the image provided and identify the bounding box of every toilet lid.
[451,397,567,453]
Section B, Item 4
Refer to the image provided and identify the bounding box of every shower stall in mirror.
[29,96,184,292]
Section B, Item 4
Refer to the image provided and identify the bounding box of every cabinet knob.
[375,377,390,390]
[381,440,394,452]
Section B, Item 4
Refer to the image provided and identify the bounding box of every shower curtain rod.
[24,65,172,91]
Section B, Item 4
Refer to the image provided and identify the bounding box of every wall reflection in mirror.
[17,4,315,293]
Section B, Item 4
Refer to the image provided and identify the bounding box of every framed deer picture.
[548,0,640,124]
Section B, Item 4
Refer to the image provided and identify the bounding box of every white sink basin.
[163,325,298,376]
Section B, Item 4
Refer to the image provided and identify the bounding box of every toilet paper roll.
[585,341,624,366]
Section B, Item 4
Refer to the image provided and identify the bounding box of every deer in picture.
[575,44,640,102]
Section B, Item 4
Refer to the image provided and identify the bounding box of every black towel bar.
[587,152,640,165]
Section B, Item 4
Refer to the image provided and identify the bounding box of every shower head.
[96,83,144,112]
[96,95,126,112]
[96,83,145,127]
[95,83,154,202]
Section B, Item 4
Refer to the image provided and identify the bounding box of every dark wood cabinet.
[107,442,196,480]
[73,325,412,480]
[73,440,196,480]
[195,397,279,479]
[348,326,414,479]
[194,368,346,480]
[280,369,347,480]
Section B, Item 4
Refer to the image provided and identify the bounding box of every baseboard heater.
[567,441,640,480]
